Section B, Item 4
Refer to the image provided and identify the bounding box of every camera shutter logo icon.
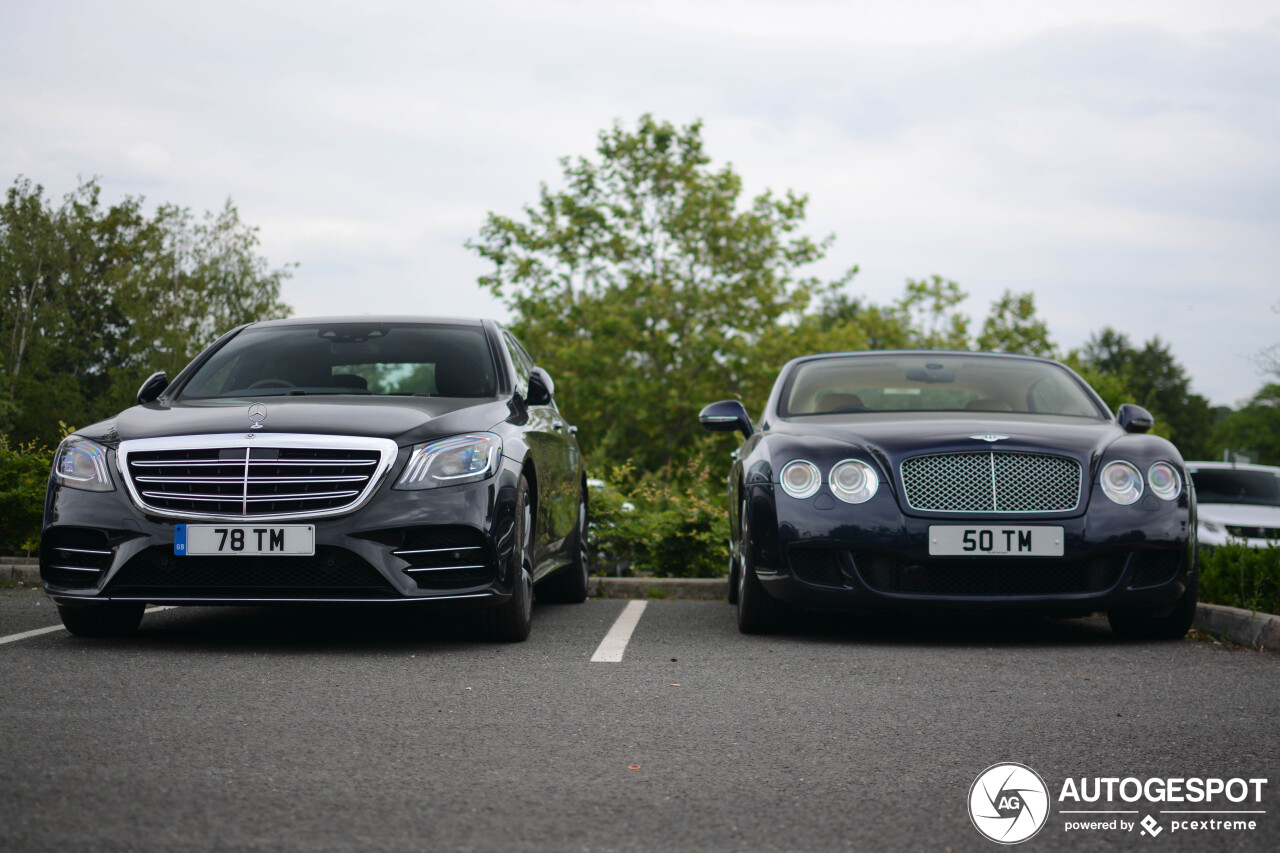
[968,763,1051,844]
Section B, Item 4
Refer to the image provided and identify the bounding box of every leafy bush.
[0,436,51,555]
[589,462,730,579]
[1198,543,1280,615]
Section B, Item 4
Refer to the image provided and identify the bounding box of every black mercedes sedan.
[699,351,1197,638]
[41,317,588,641]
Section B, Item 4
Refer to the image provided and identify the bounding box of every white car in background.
[1185,461,1280,548]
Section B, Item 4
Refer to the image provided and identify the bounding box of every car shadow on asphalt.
[109,603,532,654]
[763,609,1153,649]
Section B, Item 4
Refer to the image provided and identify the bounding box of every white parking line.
[0,624,65,646]
[591,600,647,662]
[0,605,179,646]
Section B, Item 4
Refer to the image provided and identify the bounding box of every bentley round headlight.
[779,460,821,499]
[829,459,879,504]
[1100,461,1143,505]
[1147,462,1182,501]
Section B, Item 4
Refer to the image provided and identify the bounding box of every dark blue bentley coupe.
[699,351,1197,637]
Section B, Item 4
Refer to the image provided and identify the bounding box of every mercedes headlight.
[52,436,114,492]
[830,459,879,504]
[1100,461,1143,505]
[395,433,501,490]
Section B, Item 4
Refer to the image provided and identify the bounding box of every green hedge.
[0,436,52,555]
[588,463,730,579]
[1199,542,1280,616]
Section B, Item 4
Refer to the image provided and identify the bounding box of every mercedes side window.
[503,331,532,397]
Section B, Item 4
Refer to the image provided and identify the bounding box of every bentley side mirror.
[137,371,169,404]
[527,367,555,406]
[1117,403,1154,434]
[699,400,753,438]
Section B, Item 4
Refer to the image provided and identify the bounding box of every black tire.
[483,475,534,642]
[727,496,745,606]
[736,502,785,634]
[535,486,589,604]
[1108,564,1198,640]
[737,562,785,634]
[57,602,146,637]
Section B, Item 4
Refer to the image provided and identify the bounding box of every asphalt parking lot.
[1,588,1277,852]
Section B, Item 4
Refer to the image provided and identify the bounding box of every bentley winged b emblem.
[248,403,268,430]
[969,434,1010,443]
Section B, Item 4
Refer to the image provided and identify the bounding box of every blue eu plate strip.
[174,524,187,556]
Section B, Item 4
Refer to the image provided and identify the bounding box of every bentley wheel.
[727,496,746,606]
[1108,565,1198,640]
[484,475,535,642]
[736,503,784,634]
[56,602,146,638]
[535,486,589,604]
[737,563,785,634]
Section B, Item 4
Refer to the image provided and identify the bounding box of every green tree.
[975,290,1056,356]
[468,115,855,473]
[1214,383,1280,465]
[1252,299,1280,379]
[0,177,292,446]
[2,178,151,440]
[1081,328,1213,458]
[897,276,970,349]
[103,199,294,414]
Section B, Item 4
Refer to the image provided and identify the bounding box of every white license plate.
[928,525,1063,557]
[175,524,315,556]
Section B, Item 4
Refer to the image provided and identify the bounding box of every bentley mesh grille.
[788,547,845,588]
[900,451,1081,513]
[1126,550,1183,589]
[122,441,389,519]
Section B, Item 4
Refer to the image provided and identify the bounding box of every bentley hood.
[767,412,1126,465]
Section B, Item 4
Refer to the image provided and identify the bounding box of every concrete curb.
[1,558,38,586]
[1193,602,1280,652]
[588,577,728,601]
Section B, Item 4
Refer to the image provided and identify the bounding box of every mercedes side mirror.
[699,400,753,438]
[527,367,555,406]
[1117,403,1154,434]
[137,371,169,404]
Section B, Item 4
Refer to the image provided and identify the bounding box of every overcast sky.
[3,0,1277,406]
